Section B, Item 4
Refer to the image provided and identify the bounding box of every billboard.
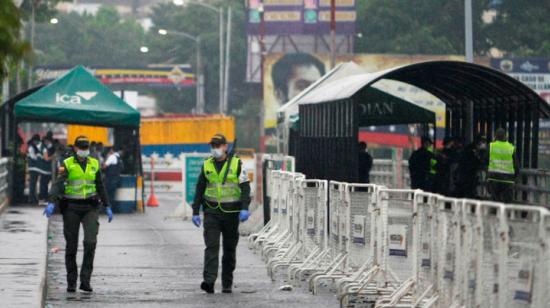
[490,57,550,167]
[490,57,550,103]
[246,0,356,35]
[35,66,195,88]
[265,53,482,130]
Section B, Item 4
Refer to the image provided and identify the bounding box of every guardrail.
[0,158,9,208]
[372,160,550,207]
[249,169,550,308]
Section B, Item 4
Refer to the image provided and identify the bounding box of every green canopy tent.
[14,66,140,127]
[4,65,142,211]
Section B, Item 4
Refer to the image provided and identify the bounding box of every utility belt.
[203,199,241,214]
[59,197,99,211]
[487,171,516,184]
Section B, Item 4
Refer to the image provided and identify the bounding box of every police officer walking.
[191,134,251,294]
[43,136,113,293]
[487,128,519,203]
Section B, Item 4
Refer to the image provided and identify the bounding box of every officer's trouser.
[203,212,240,287]
[63,206,99,285]
[488,180,514,203]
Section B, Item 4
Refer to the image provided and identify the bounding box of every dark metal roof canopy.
[381,61,550,169]
[294,61,548,181]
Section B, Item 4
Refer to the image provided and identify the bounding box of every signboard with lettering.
[183,154,209,204]
[491,57,550,168]
[246,0,356,35]
[35,66,195,88]
[490,57,550,103]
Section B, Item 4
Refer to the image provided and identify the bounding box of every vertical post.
[150,157,154,198]
[196,37,204,114]
[219,8,224,114]
[466,100,474,143]
[259,1,266,153]
[197,36,205,114]
[464,0,474,63]
[223,7,232,114]
[330,0,336,69]
[28,0,36,88]
[2,70,9,102]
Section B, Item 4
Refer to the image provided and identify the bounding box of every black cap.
[209,134,227,145]
[74,136,90,149]
[421,137,433,145]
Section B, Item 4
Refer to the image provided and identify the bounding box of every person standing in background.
[487,128,519,203]
[358,141,373,183]
[27,134,51,204]
[38,136,54,201]
[408,137,434,192]
[103,147,124,207]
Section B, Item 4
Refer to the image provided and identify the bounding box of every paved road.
[45,197,338,307]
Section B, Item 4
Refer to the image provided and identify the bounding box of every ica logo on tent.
[55,92,97,104]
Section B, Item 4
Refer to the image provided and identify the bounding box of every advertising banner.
[491,57,550,167]
[35,66,195,87]
[246,0,356,35]
[490,57,550,103]
[263,53,481,135]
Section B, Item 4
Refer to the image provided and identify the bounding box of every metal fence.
[0,158,9,208]
[249,168,550,308]
[371,159,550,207]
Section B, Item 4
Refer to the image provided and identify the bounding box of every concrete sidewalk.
[45,198,338,307]
[0,206,49,307]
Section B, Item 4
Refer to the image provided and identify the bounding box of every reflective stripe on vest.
[428,147,437,175]
[63,156,99,200]
[203,157,241,213]
[488,141,515,183]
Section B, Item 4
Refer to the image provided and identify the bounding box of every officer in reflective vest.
[191,134,251,294]
[487,128,519,203]
[43,136,113,293]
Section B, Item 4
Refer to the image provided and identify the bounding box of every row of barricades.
[248,170,550,308]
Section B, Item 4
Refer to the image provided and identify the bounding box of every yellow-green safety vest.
[203,157,241,213]
[428,147,437,175]
[488,141,515,183]
[63,156,99,199]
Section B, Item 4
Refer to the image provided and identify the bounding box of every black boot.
[200,281,214,294]
[79,282,93,292]
[80,242,96,292]
[67,281,76,293]
[222,285,232,294]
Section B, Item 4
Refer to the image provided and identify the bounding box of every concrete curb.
[0,197,10,215]
[39,219,50,308]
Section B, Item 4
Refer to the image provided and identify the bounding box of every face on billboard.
[282,64,323,103]
[271,53,326,108]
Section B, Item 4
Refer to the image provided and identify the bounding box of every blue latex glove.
[105,207,113,223]
[239,210,250,222]
[192,215,201,227]
[43,203,55,218]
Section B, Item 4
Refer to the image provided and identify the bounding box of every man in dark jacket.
[358,141,373,183]
[409,137,434,191]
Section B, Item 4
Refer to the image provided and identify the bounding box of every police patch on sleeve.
[239,166,250,184]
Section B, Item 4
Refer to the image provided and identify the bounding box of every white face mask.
[211,148,224,159]
[77,149,90,158]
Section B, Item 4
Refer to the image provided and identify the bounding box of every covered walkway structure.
[285,61,550,182]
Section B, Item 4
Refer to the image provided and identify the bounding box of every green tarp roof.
[14,65,140,127]
[355,87,435,127]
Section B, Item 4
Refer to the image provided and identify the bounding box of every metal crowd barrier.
[0,158,8,207]
[249,169,550,308]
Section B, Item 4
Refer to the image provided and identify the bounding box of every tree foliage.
[0,0,30,79]
[355,0,490,55]
[484,0,550,56]
[34,6,146,67]
[146,0,248,114]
